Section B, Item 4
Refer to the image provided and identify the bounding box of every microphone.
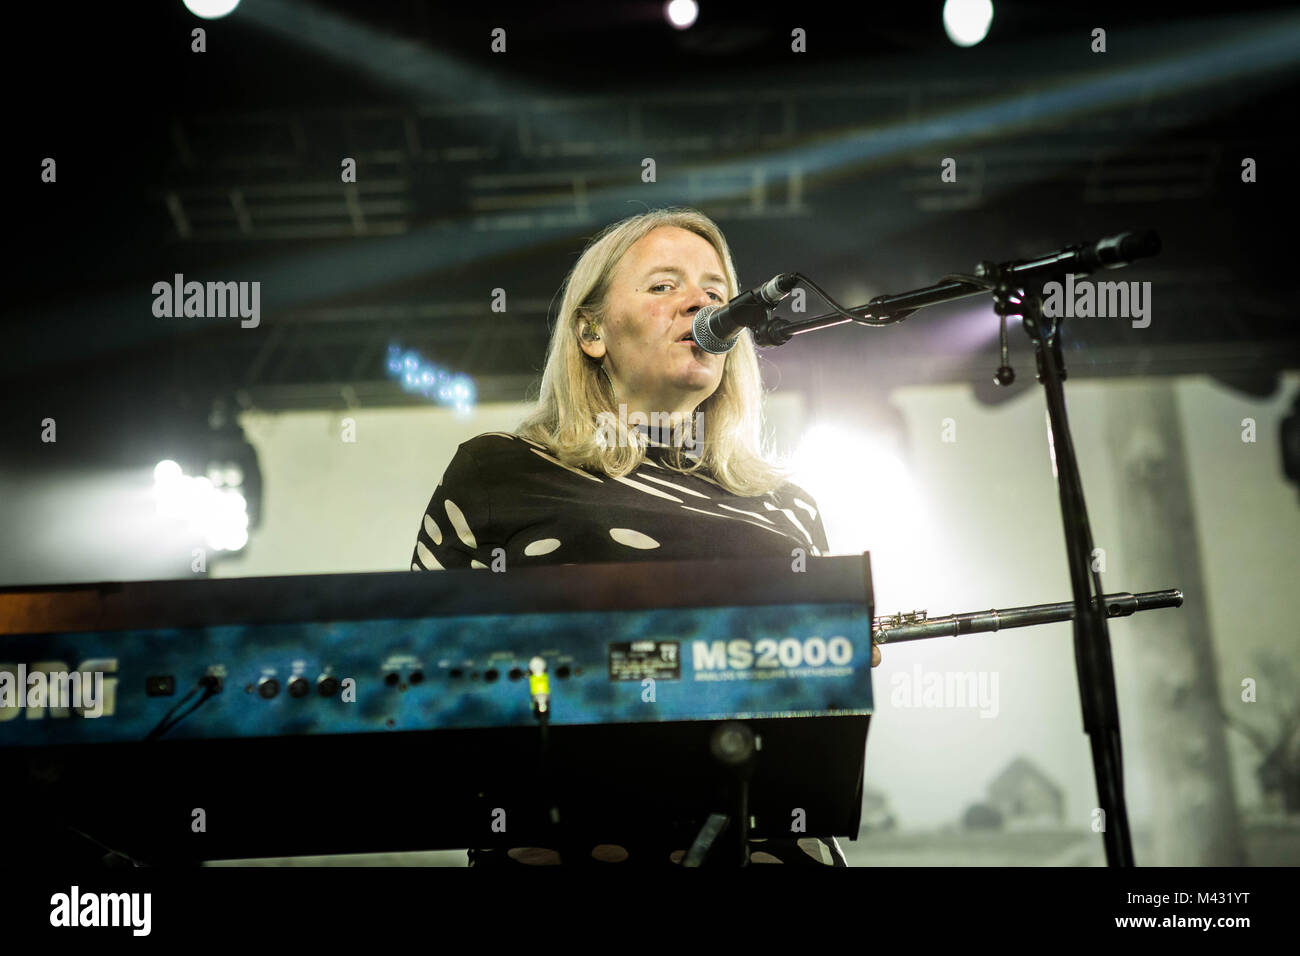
[1073,230,1161,271]
[691,273,800,353]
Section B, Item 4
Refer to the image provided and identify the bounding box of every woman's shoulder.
[456,431,547,456]
[771,477,818,507]
[447,431,568,477]
[769,478,823,523]
[438,431,619,503]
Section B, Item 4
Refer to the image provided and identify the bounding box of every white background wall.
[804,373,1300,831]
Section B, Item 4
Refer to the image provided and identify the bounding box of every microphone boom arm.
[752,229,1161,347]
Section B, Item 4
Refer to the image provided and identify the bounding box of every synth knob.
[288,676,310,698]
[317,675,340,697]
[257,677,280,699]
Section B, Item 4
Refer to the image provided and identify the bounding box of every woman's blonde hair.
[516,206,793,496]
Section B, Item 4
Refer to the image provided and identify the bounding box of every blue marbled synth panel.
[0,601,872,746]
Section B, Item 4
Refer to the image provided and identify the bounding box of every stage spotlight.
[665,0,699,31]
[154,460,183,484]
[149,402,262,556]
[207,462,244,489]
[182,0,241,19]
[943,0,994,48]
[152,460,250,553]
[387,344,477,414]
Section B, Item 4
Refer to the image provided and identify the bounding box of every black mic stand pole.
[988,274,1134,866]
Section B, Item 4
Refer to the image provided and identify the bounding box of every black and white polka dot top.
[410,425,829,572]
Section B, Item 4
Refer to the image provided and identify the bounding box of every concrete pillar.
[1102,379,1246,865]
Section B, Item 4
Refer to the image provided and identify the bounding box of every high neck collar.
[633,422,700,459]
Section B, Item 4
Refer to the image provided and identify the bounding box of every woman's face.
[580,225,729,419]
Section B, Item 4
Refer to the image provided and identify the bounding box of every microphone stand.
[750,232,1162,867]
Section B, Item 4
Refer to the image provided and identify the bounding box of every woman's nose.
[684,288,714,312]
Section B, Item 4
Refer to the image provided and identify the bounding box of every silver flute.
[872,589,1183,644]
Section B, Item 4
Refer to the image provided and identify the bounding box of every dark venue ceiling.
[3,0,1298,465]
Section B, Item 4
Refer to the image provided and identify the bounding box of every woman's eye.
[651,283,723,301]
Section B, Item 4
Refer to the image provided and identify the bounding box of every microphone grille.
[692,305,739,354]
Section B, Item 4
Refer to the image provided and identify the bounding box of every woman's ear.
[576,309,606,360]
